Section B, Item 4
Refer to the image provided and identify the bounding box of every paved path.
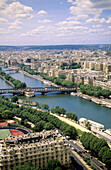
[50,113,90,132]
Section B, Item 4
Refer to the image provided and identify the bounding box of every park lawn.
[77,129,83,135]
[0,129,11,139]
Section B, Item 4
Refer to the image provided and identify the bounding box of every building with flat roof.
[0,130,70,170]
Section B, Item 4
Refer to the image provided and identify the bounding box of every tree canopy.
[46,159,61,170]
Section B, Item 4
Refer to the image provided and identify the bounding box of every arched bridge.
[0,87,77,95]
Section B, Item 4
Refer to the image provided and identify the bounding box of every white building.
[79,118,104,131]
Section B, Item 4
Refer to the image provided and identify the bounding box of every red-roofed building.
[0,122,7,127]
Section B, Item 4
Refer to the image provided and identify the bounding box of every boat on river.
[70,92,76,96]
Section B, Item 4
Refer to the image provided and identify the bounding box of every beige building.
[0,130,70,170]
[93,80,111,91]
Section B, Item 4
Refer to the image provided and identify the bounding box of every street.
[69,140,108,170]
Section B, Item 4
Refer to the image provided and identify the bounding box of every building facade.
[0,130,70,170]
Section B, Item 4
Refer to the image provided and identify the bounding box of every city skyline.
[0,0,111,45]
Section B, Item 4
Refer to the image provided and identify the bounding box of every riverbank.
[0,75,14,87]
[19,70,111,109]
[71,92,111,109]
[50,112,90,133]
[19,70,60,87]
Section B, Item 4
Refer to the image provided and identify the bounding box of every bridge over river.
[0,87,77,95]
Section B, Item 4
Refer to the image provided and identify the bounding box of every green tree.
[54,167,62,170]
[90,136,98,152]
[98,146,109,159]
[16,162,39,170]
[64,126,77,139]
[59,74,66,79]
[67,112,78,121]
[33,121,46,132]
[102,149,111,166]
[11,95,18,102]
[46,159,61,170]
[24,119,28,126]
[44,122,54,130]
[2,110,14,119]
[93,138,108,154]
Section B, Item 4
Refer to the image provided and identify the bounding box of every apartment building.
[0,130,70,170]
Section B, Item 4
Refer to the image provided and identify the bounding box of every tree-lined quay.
[0,97,77,139]
[80,132,111,167]
[17,64,111,99]
[0,96,111,168]
[0,67,26,89]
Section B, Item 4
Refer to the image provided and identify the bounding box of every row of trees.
[17,64,76,87]
[16,64,111,98]
[0,68,26,89]
[18,63,38,75]
[16,159,63,170]
[35,102,49,111]
[80,132,111,167]
[40,72,76,87]
[51,106,78,121]
[11,96,50,111]
[5,73,26,89]
[0,97,77,139]
[68,62,81,69]
[61,62,81,70]
[79,84,111,98]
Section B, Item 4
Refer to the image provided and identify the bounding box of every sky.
[0,0,111,45]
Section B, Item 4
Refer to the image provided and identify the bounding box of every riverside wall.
[0,75,14,87]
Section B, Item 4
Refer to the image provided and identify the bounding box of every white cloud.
[67,0,74,3]
[56,33,66,37]
[21,25,57,37]
[38,10,47,16]
[86,18,106,23]
[90,0,111,9]
[67,0,111,21]
[92,24,102,28]
[109,26,111,29]
[67,15,88,20]
[68,0,111,9]
[0,1,33,19]
[102,31,111,35]
[86,17,111,24]
[69,5,102,18]
[107,17,111,23]
[56,20,81,26]
[21,26,45,36]
[0,0,7,10]
[8,19,23,29]
[10,19,23,26]
[88,28,104,33]
[38,19,52,23]
[8,25,22,29]
[0,28,11,34]
[0,17,8,22]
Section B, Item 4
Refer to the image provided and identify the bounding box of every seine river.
[0,70,111,129]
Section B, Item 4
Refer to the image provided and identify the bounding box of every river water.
[0,70,111,129]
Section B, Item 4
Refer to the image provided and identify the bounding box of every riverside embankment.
[1,70,111,129]
[0,75,14,87]
[19,70,111,109]
[72,92,111,108]
[19,70,59,87]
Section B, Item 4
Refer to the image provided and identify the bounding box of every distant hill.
[0,44,111,51]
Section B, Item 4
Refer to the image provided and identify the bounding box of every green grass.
[77,129,83,135]
[0,129,11,139]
